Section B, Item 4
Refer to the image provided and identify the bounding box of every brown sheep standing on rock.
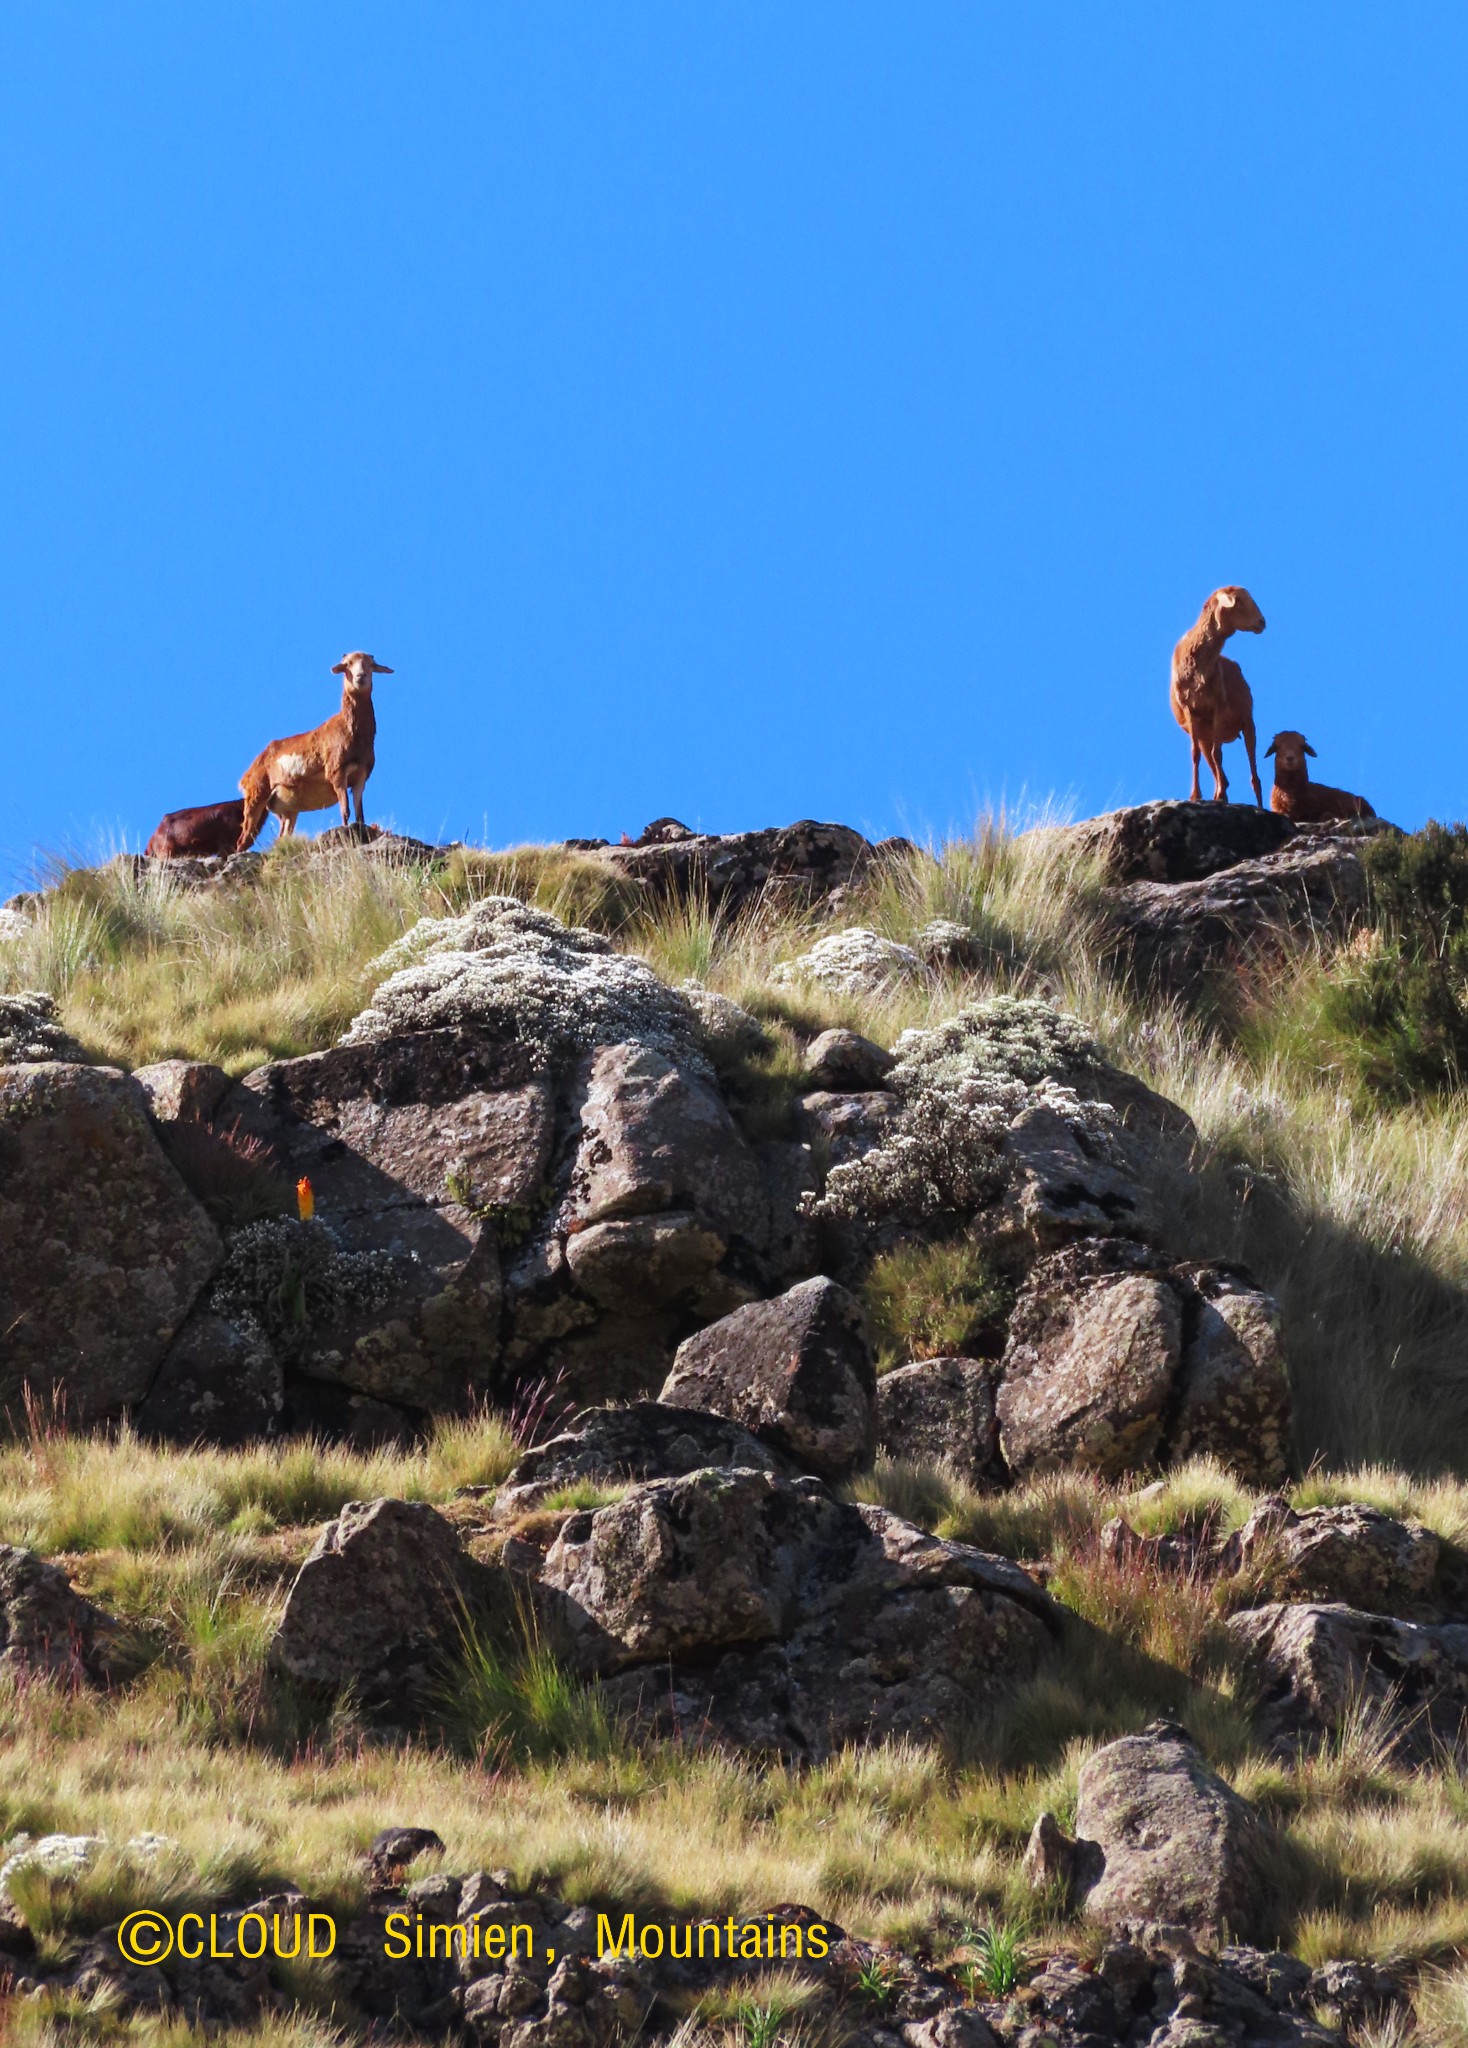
[1170,586,1267,804]
[1265,730,1376,823]
[238,651,393,850]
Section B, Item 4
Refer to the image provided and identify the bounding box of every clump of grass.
[955,1919,1028,1998]
[861,1238,1013,1369]
[436,1596,616,1765]
[0,1410,518,1555]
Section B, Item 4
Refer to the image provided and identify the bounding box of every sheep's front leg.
[1207,742,1229,802]
[353,779,367,829]
[1241,720,1264,807]
[1188,734,1203,802]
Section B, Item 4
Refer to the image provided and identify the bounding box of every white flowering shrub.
[803,995,1112,1226]
[344,897,709,1074]
[208,1218,400,1358]
[772,927,924,996]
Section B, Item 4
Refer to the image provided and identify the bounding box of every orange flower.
[296,1176,315,1222]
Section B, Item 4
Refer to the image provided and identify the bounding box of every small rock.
[1021,1810,1079,1897]
[0,1545,125,1686]
[1225,1497,1441,1617]
[269,1498,488,1704]
[368,1826,446,1882]
[131,1058,232,1125]
[1227,1600,1468,1761]
[494,1401,783,1510]
[802,1029,895,1091]
[564,1212,729,1315]
[875,1358,1004,1489]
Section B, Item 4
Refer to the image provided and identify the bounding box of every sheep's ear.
[1304,741,1317,757]
[1215,589,1237,611]
[331,661,348,674]
[371,662,394,674]
[1264,738,1277,757]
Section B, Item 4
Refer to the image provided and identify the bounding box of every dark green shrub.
[1323,825,1468,1100]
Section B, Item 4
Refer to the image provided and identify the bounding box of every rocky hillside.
[6,803,1468,2045]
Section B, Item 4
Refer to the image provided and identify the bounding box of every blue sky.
[2,6,1465,890]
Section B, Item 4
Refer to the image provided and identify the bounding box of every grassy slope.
[8,826,1468,2039]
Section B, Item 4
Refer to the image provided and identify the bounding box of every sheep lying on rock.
[1266,729,1376,823]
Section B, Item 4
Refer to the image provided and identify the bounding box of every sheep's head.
[1265,730,1315,773]
[1210,587,1266,634]
[332,650,394,692]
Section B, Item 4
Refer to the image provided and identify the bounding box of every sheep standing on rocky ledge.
[237,651,393,850]
[1265,730,1376,823]
[1170,586,1267,805]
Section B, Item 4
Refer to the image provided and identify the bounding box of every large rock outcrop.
[0,1064,221,1426]
[1058,801,1299,885]
[1106,836,1373,994]
[531,1466,1059,1759]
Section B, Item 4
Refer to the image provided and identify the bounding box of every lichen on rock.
[342,896,710,1074]
[0,991,78,1065]
[772,926,923,995]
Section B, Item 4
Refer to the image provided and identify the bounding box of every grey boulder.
[0,1544,125,1684]
[1075,1721,1279,1942]
[495,1401,783,1511]
[997,1239,1290,1486]
[269,1497,486,1703]
[1227,1601,1468,1762]
[659,1276,877,1479]
[875,1357,1004,1488]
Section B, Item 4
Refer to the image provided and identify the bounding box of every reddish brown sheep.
[1266,731,1376,823]
[1170,586,1267,804]
[145,799,257,859]
[238,651,393,851]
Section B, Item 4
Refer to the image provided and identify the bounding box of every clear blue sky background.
[2,6,1464,892]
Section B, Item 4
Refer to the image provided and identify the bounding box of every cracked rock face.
[996,1238,1291,1486]
[0,1063,222,1426]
